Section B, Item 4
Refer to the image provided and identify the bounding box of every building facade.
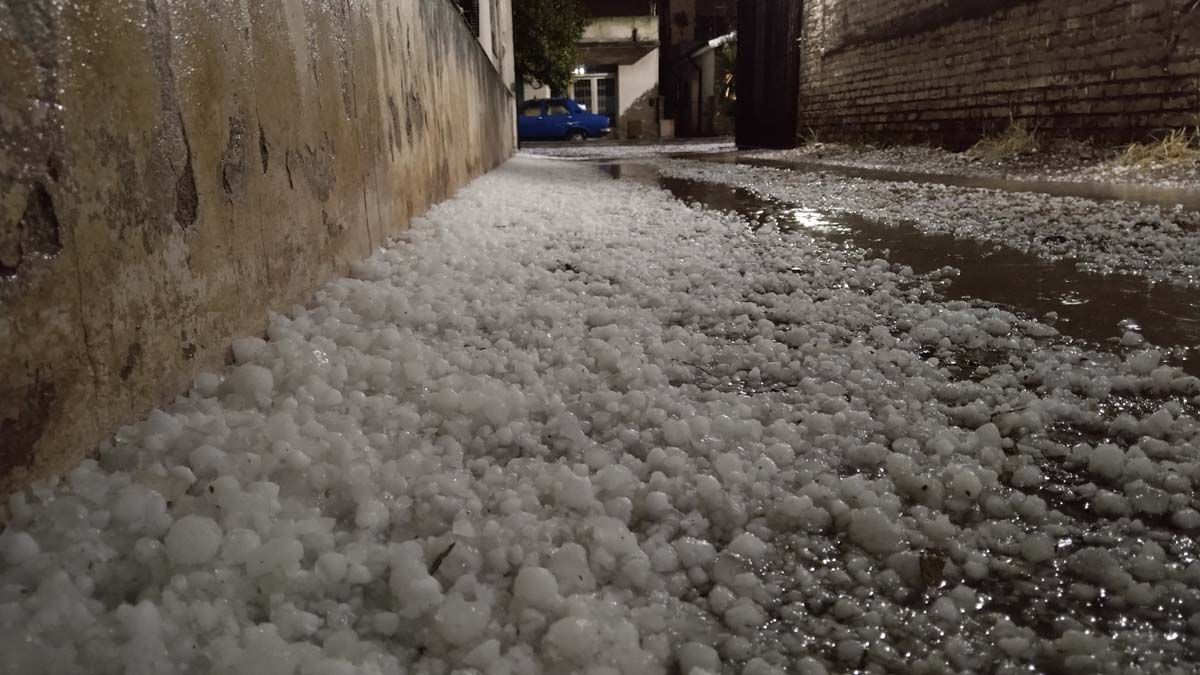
[658,0,738,137]
[523,1,662,139]
[455,0,517,86]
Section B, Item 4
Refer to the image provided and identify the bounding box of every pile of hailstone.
[524,141,735,161]
[1,157,1199,675]
[656,158,1200,286]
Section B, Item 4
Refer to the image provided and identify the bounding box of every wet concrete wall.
[798,0,1200,146]
[0,0,516,496]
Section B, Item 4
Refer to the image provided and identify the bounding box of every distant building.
[454,0,516,87]
[523,1,662,139]
[657,0,737,137]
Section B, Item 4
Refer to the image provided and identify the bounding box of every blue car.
[518,98,611,142]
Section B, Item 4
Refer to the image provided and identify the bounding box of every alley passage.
[2,157,1199,674]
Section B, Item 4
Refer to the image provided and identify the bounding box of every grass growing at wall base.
[1117,127,1200,168]
[967,120,1041,162]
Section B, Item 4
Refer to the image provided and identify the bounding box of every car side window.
[546,103,570,116]
[521,103,542,117]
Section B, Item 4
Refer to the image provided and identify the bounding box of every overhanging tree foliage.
[512,0,587,95]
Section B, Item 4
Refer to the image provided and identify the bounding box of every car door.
[517,101,546,140]
[543,101,573,139]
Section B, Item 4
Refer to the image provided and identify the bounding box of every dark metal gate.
[736,0,803,149]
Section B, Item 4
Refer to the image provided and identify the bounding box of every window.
[521,103,542,117]
[569,75,618,118]
[595,78,617,118]
[454,0,480,37]
[547,102,571,116]
[573,80,593,112]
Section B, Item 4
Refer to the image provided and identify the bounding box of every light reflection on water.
[601,162,1200,376]
[603,159,1200,666]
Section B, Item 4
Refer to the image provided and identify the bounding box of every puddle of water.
[602,163,1200,375]
[682,153,1200,215]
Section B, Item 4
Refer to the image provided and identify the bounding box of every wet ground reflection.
[602,163,1199,375]
[686,152,1200,217]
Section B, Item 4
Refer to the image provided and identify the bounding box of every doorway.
[570,74,618,118]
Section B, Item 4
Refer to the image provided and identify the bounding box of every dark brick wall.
[798,0,1200,147]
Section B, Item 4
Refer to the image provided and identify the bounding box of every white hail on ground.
[1,156,1198,675]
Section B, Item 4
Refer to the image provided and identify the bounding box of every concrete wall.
[798,0,1200,147]
[480,0,496,61]
[480,0,517,89]
[0,0,515,496]
[496,0,517,90]
[664,0,699,47]
[583,15,659,42]
[618,49,662,138]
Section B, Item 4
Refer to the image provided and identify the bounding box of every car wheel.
[567,129,587,142]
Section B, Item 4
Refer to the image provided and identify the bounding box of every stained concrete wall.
[618,49,662,138]
[0,0,516,496]
[798,0,1200,147]
[584,15,659,41]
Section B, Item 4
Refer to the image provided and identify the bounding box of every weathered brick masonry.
[798,0,1200,147]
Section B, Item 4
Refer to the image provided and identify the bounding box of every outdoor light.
[573,66,586,76]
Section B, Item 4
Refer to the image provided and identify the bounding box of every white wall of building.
[478,0,515,92]
[478,0,494,61]
[467,0,514,92]
[493,0,516,90]
[617,47,658,116]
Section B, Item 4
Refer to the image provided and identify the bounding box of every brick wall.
[798,0,1200,147]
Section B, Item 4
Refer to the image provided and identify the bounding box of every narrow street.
[3,151,1198,673]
